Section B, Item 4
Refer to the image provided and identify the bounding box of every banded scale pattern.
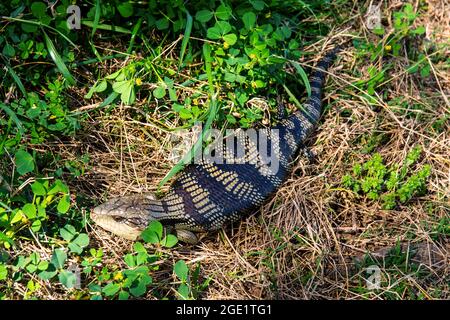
[146,48,338,232]
[91,48,339,241]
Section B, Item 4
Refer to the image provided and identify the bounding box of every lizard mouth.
[90,211,143,240]
[90,195,155,240]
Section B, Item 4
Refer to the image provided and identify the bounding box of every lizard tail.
[300,47,340,124]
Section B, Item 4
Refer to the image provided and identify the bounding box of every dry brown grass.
[34,0,449,300]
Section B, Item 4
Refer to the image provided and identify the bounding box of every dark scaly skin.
[91,49,339,243]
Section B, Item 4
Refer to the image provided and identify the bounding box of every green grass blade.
[89,39,103,62]
[178,10,193,69]
[203,43,215,96]
[99,91,120,108]
[71,91,119,116]
[88,0,102,60]
[291,61,311,97]
[43,31,76,85]
[91,0,101,37]
[81,20,131,34]
[296,1,318,19]
[157,95,218,189]
[158,43,218,189]
[282,83,303,111]
[1,16,77,48]
[127,18,143,54]
[1,57,27,98]
[0,103,25,136]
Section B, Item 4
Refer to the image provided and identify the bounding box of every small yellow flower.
[113,272,124,281]
[135,78,143,86]
[251,81,257,88]
[385,45,392,51]
[44,195,54,205]
[223,42,230,50]
[21,215,29,224]
[249,53,257,60]
[192,98,199,105]
[49,115,57,120]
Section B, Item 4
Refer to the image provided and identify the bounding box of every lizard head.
[90,194,157,240]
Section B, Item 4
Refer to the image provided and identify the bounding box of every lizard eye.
[113,216,146,228]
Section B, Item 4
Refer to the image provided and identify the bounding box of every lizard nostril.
[92,205,104,216]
